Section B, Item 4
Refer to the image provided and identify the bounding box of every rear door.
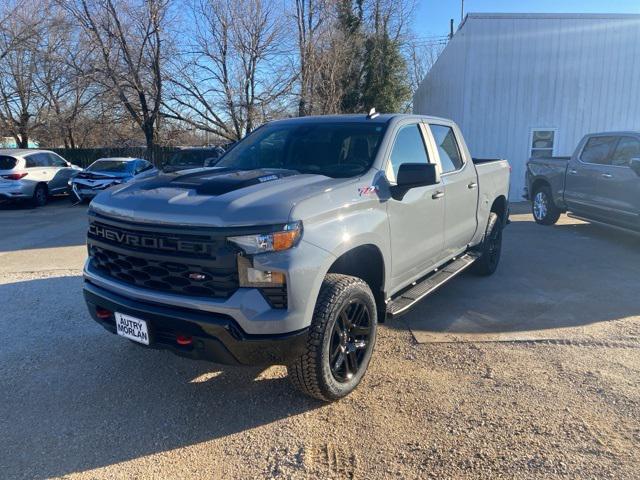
[385,122,445,288]
[24,153,51,184]
[564,135,618,217]
[596,135,640,228]
[426,123,478,259]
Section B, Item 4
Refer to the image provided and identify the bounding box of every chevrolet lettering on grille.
[89,224,212,255]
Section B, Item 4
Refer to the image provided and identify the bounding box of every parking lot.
[1,200,639,479]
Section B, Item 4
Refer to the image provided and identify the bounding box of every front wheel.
[287,274,377,401]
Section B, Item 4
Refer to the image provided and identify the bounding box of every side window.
[25,153,47,167]
[48,153,68,167]
[610,137,640,167]
[430,124,463,173]
[530,130,555,158]
[387,124,430,182]
[580,136,618,165]
[25,155,38,168]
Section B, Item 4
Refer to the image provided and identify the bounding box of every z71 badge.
[358,185,379,197]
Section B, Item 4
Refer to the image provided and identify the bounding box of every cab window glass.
[610,137,640,167]
[430,124,463,173]
[387,124,430,182]
[580,136,617,165]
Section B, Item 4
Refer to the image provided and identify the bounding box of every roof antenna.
[367,108,379,119]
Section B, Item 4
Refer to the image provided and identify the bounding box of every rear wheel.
[32,184,47,207]
[471,212,503,276]
[287,274,377,401]
[532,185,561,225]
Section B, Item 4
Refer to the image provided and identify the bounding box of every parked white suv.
[0,149,81,206]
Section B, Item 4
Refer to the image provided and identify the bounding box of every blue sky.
[414,0,640,38]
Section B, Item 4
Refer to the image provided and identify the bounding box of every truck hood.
[90,167,354,227]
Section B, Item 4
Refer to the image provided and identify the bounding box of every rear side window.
[580,136,618,165]
[0,155,17,170]
[25,153,48,168]
[388,124,430,182]
[610,137,640,167]
[430,124,463,173]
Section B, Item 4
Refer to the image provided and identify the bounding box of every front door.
[47,153,75,193]
[385,123,444,290]
[596,136,640,229]
[564,135,618,218]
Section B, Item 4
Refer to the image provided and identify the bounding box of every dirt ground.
[1,200,639,479]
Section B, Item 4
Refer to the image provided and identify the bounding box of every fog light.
[238,256,286,287]
[247,268,285,284]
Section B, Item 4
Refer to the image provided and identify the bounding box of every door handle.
[432,191,444,200]
[467,182,477,189]
[601,173,613,179]
[568,169,578,174]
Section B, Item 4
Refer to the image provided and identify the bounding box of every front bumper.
[84,281,309,365]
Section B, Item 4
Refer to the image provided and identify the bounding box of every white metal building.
[413,13,640,200]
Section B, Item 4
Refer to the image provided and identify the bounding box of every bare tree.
[164,0,294,142]
[61,0,169,158]
[0,0,49,147]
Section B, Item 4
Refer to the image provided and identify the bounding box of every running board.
[386,252,479,318]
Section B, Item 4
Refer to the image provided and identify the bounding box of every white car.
[0,149,81,206]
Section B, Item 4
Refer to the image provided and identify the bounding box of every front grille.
[90,245,239,298]
[87,217,240,299]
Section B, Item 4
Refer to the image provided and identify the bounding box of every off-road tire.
[532,185,561,225]
[32,184,48,207]
[470,212,503,276]
[287,274,377,402]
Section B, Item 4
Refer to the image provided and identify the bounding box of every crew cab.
[526,131,640,231]
[83,114,510,401]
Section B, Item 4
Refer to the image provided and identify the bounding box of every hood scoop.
[143,168,298,196]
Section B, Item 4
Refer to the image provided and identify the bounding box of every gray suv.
[0,149,81,206]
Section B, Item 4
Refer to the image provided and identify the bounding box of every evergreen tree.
[360,33,411,113]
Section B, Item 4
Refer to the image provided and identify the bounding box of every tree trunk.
[17,132,28,149]
[144,124,155,164]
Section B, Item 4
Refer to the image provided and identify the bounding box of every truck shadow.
[0,275,322,479]
[396,215,640,341]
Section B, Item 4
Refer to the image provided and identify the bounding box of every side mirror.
[630,157,640,176]
[390,163,440,200]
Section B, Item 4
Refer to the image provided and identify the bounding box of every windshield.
[87,160,132,173]
[166,150,221,168]
[215,122,387,178]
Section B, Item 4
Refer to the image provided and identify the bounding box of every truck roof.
[269,113,453,125]
[585,131,640,136]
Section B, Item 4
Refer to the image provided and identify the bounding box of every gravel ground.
[1,202,639,479]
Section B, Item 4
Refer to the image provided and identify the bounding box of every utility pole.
[461,0,464,23]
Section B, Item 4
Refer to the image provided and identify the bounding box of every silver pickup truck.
[526,131,640,231]
[83,114,510,400]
